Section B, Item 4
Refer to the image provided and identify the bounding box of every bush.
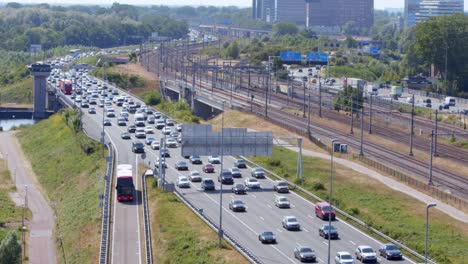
[0,231,21,264]
[311,182,326,191]
[144,91,162,106]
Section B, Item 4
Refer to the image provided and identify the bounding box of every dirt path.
[0,131,57,264]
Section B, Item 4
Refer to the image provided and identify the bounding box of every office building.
[307,0,374,28]
[252,0,275,22]
[415,0,464,23]
[273,0,306,25]
[405,0,422,27]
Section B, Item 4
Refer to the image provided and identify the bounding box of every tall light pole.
[328,139,339,264]
[425,203,437,264]
[218,100,226,248]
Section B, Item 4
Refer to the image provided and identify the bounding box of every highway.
[61,72,416,264]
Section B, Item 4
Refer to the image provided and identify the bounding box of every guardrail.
[172,188,263,264]
[141,172,153,264]
[99,143,114,264]
[239,156,436,264]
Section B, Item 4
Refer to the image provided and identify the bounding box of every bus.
[59,79,73,95]
[116,164,135,202]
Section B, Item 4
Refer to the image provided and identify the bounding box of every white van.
[134,113,145,127]
[444,97,456,106]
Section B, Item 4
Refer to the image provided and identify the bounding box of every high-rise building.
[252,0,275,22]
[405,0,422,27]
[273,0,306,25]
[307,0,374,28]
[415,0,464,23]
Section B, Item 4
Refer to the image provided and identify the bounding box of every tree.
[0,231,21,264]
[345,36,358,48]
[272,22,299,36]
[225,41,240,59]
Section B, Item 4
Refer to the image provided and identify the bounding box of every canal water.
[0,119,36,131]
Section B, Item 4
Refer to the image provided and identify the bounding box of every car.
[106,109,115,117]
[169,131,179,138]
[165,138,178,148]
[275,196,291,208]
[145,108,153,115]
[218,169,234,184]
[145,137,156,145]
[177,176,190,188]
[335,252,354,264]
[294,247,316,262]
[315,202,336,220]
[127,125,136,133]
[150,141,160,150]
[378,244,402,260]
[154,111,162,119]
[282,216,300,231]
[355,245,377,263]
[144,126,154,134]
[135,129,146,139]
[88,108,96,114]
[117,117,126,126]
[319,224,339,239]
[147,116,155,124]
[251,167,265,178]
[234,159,247,168]
[188,171,202,182]
[175,160,189,171]
[229,167,242,178]
[132,142,145,153]
[155,157,167,168]
[208,155,221,164]
[201,178,215,191]
[103,119,112,126]
[156,120,165,129]
[80,101,89,108]
[202,164,215,173]
[258,231,276,244]
[121,132,131,140]
[244,177,260,189]
[120,111,129,120]
[165,119,174,126]
[231,183,246,194]
[274,180,289,193]
[176,124,182,132]
[160,148,170,158]
[189,155,202,164]
[229,199,246,212]
[162,126,172,135]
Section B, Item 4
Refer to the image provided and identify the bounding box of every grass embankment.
[147,178,248,264]
[0,78,33,105]
[249,147,467,263]
[17,110,106,263]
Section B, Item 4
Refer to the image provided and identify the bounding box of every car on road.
[147,116,155,124]
[258,231,276,244]
[162,126,172,135]
[150,141,160,150]
[294,246,316,263]
[282,216,300,231]
[145,137,156,145]
[176,124,182,132]
[229,167,242,178]
[234,159,247,168]
[175,160,189,171]
[135,129,146,139]
[144,126,154,134]
[275,196,290,208]
[188,171,202,182]
[228,199,246,212]
[120,132,131,140]
[177,176,190,188]
[251,167,265,178]
[335,252,354,264]
[155,157,166,168]
[156,120,165,129]
[154,111,162,119]
[127,125,136,133]
[117,117,126,126]
[160,148,170,158]
[319,224,339,239]
[189,155,202,164]
[120,111,129,120]
[132,142,144,153]
[231,183,246,194]
[165,118,174,126]
[201,178,215,191]
[208,155,221,164]
[88,108,96,114]
[202,164,215,173]
[315,202,336,221]
[378,244,402,260]
[218,169,234,184]
[355,245,377,263]
[103,119,112,126]
[165,138,178,148]
[244,177,261,189]
[81,101,89,108]
[273,180,289,193]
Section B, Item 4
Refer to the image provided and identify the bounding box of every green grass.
[70,56,100,67]
[250,147,468,263]
[147,178,248,264]
[17,112,106,263]
[0,78,33,105]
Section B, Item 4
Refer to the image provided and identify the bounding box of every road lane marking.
[296,242,301,247]
[302,227,309,232]
[259,216,265,221]
[308,214,314,219]
[350,240,356,245]
[267,204,272,208]
[276,228,283,233]
[322,241,328,246]
[317,257,324,263]
[271,245,297,264]
[290,204,295,208]
[135,155,142,264]
[251,194,257,198]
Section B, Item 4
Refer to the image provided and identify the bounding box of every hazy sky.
[1,0,467,11]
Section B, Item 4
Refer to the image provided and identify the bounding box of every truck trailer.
[116,164,135,202]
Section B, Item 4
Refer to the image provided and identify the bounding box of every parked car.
[335,252,354,264]
[275,196,290,208]
[355,245,377,263]
[132,142,145,153]
[229,167,242,178]
[244,177,261,189]
[202,164,215,173]
[319,224,339,239]
[378,244,403,260]
[201,178,215,191]
[251,167,265,178]
[315,202,336,220]
[177,176,190,188]
[234,159,247,168]
[188,171,202,182]
[273,180,289,193]
[258,231,276,244]
[175,160,189,171]
[294,247,316,263]
[282,216,300,231]
[208,155,221,164]
[218,169,234,184]
[189,155,202,164]
[229,199,246,212]
[231,183,246,194]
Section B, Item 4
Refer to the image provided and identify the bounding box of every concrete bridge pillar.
[28,63,51,119]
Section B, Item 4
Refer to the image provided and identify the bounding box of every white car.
[335,252,354,264]
[162,126,172,135]
[244,177,261,189]
[165,138,178,148]
[355,245,377,263]
[150,141,160,150]
[275,196,290,208]
[188,171,202,182]
[135,128,146,139]
[208,155,221,164]
[282,216,300,231]
[144,126,154,134]
[177,176,190,188]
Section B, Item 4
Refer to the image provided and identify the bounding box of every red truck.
[116,164,135,202]
[59,79,73,95]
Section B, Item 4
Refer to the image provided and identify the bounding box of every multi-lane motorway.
[62,72,415,264]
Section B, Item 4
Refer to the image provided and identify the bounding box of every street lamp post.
[218,100,226,248]
[328,139,339,264]
[425,203,437,264]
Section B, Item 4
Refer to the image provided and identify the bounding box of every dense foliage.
[0,231,21,264]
